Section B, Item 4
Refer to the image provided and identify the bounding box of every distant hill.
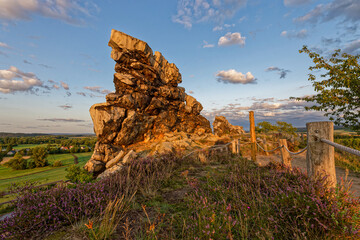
[0,132,95,137]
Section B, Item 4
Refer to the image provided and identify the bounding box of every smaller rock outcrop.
[213,116,245,137]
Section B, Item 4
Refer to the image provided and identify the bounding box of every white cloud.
[280,29,308,39]
[60,81,69,90]
[295,0,360,23]
[343,39,360,54]
[173,0,247,29]
[212,23,235,31]
[218,32,245,46]
[0,42,11,49]
[284,0,312,6]
[0,66,43,93]
[216,69,256,84]
[203,40,215,48]
[0,0,97,25]
[84,86,111,95]
[202,97,326,129]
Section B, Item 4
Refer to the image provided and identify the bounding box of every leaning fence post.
[279,139,291,168]
[306,121,336,188]
[249,111,257,161]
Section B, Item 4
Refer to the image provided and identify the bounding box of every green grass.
[0,152,92,199]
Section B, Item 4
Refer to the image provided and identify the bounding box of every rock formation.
[85,29,211,175]
[213,116,245,137]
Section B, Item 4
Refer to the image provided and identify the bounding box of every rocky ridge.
[85,29,212,176]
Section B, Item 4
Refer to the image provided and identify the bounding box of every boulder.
[85,29,212,176]
[105,150,125,168]
[97,164,123,179]
[122,150,137,164]
[213,116,245,137]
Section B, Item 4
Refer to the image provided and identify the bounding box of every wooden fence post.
[231,140,236,154]
[249,111,257,161]
[263,139,269,156]
[279,139,291,168]
[237,139,241,154]
[306,121,336,188]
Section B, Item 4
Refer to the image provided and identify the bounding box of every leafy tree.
[65,165,93,183]
[256,121,279,133]
[31,147,48,168]
[6,144,13,153]
[292,46,360,132]
[277,121,297,137]
[7,152,27,170]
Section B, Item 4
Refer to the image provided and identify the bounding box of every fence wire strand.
[256,142,284,153]
[320,138,360,157]
[283,145,308,155]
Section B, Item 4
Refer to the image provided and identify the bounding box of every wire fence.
[255,136,359,158]
[320,139,360,157]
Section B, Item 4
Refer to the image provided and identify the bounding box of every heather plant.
[180,161,360,239]
[0,165,140,239]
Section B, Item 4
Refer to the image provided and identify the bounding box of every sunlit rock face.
[85,29,212,175]
[213,116,245,137]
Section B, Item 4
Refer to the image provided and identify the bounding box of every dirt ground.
[253,151,360,197]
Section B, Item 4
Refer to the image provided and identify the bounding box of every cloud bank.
[0,66,43,93]
[0,0,97,25]
[172,0,247,28]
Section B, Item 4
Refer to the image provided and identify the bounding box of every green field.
[12,143,55,150]
[0,152,92,203]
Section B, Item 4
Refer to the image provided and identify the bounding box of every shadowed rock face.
[85,29,211,175]
[213,116,245,137]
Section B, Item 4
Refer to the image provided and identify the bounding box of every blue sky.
[0,0,359,133]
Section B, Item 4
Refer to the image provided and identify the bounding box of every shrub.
[6,152,27,170]
[65,165,93,183]
[27,159,36,169]
[52,160,63,167]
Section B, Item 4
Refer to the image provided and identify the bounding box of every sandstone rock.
[122,150,137,164]
[90,103,126,139]
[105,150,125,168]
[97,164,123,179]
[185,94,203,115]
[155,142,174,155]
[213,116,245,137]
[85,29,212,175]
[84,159,105,174]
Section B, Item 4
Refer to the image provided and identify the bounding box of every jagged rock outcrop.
[85,29,212,175]
[213,116,245,137]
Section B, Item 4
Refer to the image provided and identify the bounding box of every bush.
[6,153,27,170]
[52,160,63,167]
[27,160,36,169]
[65,165,93,183]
